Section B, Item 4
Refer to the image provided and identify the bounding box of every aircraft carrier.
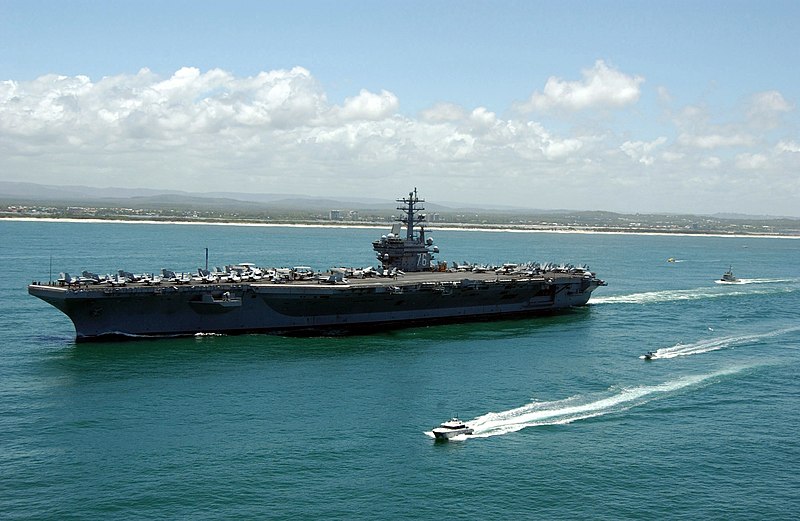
[28,189,606,341]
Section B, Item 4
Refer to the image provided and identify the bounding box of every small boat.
[667,258,676,263]
[719,266,739,283]
[642,351,656,361]
[432,417,474,440]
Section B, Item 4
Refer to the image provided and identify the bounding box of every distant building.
[329,210,342,220]
[348,210,359,220]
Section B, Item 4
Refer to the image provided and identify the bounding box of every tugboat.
[432,417,474,440]
[719,266,740,283]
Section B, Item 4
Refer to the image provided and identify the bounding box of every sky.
[1,0,799,216]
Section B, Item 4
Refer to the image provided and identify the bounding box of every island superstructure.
[373,189,438,272]
[28,189,606,341]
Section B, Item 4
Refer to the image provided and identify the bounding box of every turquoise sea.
[1,220,799,520]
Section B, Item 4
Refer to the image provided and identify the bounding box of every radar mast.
[372,188,438,272]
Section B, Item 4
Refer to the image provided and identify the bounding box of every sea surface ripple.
[1,221,799,519]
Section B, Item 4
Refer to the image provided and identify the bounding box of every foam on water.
[714,278,796,285]
[641,325,800,360]
[591,281,800,305]
[463,367,747,439]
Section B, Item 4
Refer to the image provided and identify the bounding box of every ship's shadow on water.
[383,306,594,340]
[49,307,595,369]
[44,301,596,356]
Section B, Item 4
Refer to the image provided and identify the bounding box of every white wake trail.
[645,325,800,360]
[464,368,744,439]
[715,277,799,285]
[591,283,799,305]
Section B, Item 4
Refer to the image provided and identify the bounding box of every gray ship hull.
[27,190,606,342]
[28,271,603,341]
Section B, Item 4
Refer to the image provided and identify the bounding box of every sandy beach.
[3,216,797,240]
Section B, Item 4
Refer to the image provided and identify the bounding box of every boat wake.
[591,283,799,305]
[714,277,797,285]
[459,368,745,439]
[639,326,800,360]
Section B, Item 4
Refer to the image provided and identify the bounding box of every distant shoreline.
[3,216,798,240]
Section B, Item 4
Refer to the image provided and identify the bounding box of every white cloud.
[745,90,794,130]
[469,107,497,128]
[735,153,768,170]
[620,137,668,165]
[420,102,466,122]
[519,60,644,112]
[0,66,798,216]
[776,140,800,153]
[677,133,755,149]
[671,91,794,152]
[748,90,793,114]
[333,89,399,122]
[542,138,583,160]
[661,151,685,162]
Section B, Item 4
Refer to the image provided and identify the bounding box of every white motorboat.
[432,417,474,440]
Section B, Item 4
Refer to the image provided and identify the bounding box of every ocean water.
[1,220,799,520]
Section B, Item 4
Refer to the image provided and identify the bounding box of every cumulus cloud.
[661,151,685,162]
[420,102,466,122]
[748,90,793,114]
[700,156,722,169]
[735,153,768,170]
[776,140,800,153]
[518,60,644,112]
[331,89,399,122]
[620,137,668,165]
[542,138,583,160]
[0,65,797,215]
[0,66,335,145]
[746,90,794,129]
[677,133,755,149]
[670,90,794,153]
[469,107,497,128]
[0,67,600,188]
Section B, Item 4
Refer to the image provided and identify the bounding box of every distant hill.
[0,181,474,213]
[2,181,799,221]
[711,212,799,221]
[0,181,638,215]
[0,181,400,212]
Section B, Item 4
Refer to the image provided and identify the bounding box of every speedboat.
[432,417,474,440]
[642,351,656,361]
[719,266,739,283]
